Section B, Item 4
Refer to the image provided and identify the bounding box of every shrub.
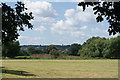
[49,49,61,59]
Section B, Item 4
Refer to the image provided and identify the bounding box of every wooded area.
[2,36,120,59]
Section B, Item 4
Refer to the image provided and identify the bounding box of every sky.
[6,1,118,45]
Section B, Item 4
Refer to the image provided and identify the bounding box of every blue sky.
[6,1,117,45]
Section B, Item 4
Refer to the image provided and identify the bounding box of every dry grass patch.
[2,59,118,78]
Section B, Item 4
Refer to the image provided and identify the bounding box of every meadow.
[1,59,118,78]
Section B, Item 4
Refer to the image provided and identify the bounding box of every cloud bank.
[51,6,95,37]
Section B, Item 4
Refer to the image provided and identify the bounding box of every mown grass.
[1,59,118,78]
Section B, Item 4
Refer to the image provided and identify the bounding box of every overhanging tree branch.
[78,1,120,35]
[2,1,34,45]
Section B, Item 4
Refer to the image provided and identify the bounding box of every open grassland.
[1,59,118,78]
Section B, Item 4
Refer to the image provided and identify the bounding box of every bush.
[43,45,57,54]
[49,49,61,59]
[19,49,29,56]
[67,43,81,56]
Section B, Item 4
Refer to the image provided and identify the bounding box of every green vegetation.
[67,43,81,56]
[2,41,20,58]
[49,49,61,59]
[78,37,120,59]
[2,36,120,59]
[1,1,120,59]
[43,45,58,54]
[1,1,119,78]
[2,59,118,78]
[2,1,33,58]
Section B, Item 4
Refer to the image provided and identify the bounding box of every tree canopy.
[78,1,120,35]
[67,43,81,56]
[2,1,33,45]
[2,41,20,58]
[78,36,120,58]
[43,45,58,54]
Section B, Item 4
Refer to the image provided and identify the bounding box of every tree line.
[2,36,120,59]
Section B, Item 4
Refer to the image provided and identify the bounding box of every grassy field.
[1,59,118,78]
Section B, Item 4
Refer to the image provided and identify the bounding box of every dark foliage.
[2,41,20,58]
[78,1,120,35]
[43,45,58,54]
[67,43,81,56]
[2,2,33,45]
[2,2,33,58]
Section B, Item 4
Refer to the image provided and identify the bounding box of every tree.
[102,40,111,58]
[2,1,33,45]
[78,48,90,57]
[67,43,81,56]
[109,37,120,58]
[102,37,120,58]
[2,41,20,58]
[35,48,43,54]
[78,36,120,58]
[93,37,107,57]
[27,46,36,55]
[2,1,33,58]
[78,37,106,57]
[19,49,29,56]
[43,45,58,54]
[78,1,120,35]
[49,49,60,59]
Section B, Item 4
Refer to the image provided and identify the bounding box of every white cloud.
[76,6,95,23]
[34,26,47,31]
[71,31,85,36]
[51,6,95,37]
[25,1,58,24]
[19,36,43,41]
[64,7,95,23]
[64,9,75,17]
[92,27,107,34]
[80,26,88,30]
[51,20,89,37]
[18,36,43,44]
